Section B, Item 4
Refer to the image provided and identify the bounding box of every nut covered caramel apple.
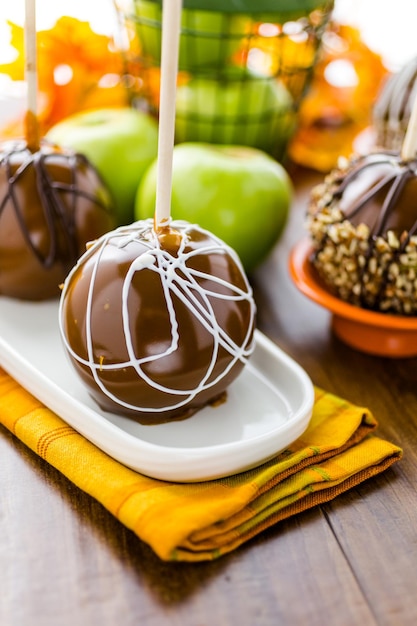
[0,140,115,301]
[59,219,256,424]
[306,151,417,315]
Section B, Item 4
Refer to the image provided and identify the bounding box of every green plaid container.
[114,0,334,160]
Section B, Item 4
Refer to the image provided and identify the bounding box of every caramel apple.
[306,151,417,315]
[0,140,115,301]
[58,219,256,424]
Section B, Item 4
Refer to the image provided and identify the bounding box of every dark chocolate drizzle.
[0,140,112,272]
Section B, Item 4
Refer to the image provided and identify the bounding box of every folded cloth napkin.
[0,368,402,562]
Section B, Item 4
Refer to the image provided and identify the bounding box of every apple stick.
[24,0,40,152]
[401,92,417,161]
[154,0,182,231]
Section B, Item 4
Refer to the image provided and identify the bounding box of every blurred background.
[2,0,416,68]
[1,0,417,172]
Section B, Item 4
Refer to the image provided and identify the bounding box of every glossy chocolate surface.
[59,220,256,424]
[331,152,417,239]
[0,140,115,300]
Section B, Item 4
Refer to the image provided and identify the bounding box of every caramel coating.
[0,140,115,300]
[59,220,256,424]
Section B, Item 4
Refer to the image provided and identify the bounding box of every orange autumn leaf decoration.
[0,21,25,81]
[288,23,389,172]
[0,16,131,138]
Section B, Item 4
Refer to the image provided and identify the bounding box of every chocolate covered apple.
[306,150,417,315]
[58,0,256,424]
[58,219,256,424]
[0,140,115,300]
[373,56,417,151]
[0,2,114,301]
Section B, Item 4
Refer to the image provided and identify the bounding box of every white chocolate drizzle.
[59,219,256,414]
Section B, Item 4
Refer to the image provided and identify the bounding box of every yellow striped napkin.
[0,368,402,561]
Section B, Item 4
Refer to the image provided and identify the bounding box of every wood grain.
[2,166,417,626]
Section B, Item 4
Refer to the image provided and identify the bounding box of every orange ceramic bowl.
[289,238,417,358]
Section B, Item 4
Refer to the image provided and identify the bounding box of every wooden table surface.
[2,166,417,626]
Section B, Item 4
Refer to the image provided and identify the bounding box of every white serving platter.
[0,297,314,482]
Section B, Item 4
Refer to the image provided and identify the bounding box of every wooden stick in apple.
[401,93,417,161]
[24,0,40,152]
[154,0,182,233]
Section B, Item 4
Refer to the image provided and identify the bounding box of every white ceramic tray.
[0,297,314,482]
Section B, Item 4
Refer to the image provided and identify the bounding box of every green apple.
[174,71,295,157]
[46,107,159,225]
[135,142,292,271]
[133,0,250,71]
